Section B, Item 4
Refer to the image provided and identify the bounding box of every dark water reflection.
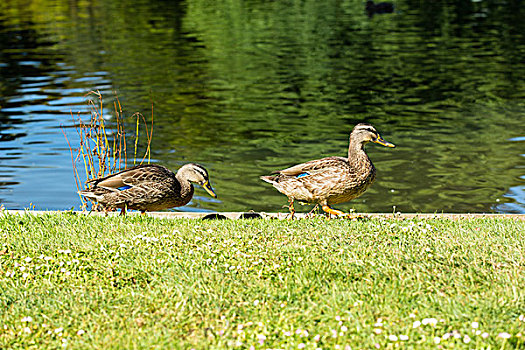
[0,0,523,213]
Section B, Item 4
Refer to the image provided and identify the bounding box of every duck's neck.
[348,136,372,168]
[175,171,194,195]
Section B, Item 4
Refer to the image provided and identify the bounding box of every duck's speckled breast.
[327,166,376,205]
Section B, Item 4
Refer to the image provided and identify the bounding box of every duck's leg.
[119,204,128,217]
[287,198,296,219]
[306,204,319,218]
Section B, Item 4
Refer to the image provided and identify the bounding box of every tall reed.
[63,91,153,210]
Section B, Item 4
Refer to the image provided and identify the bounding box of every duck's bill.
[373,136,396,148]
[202,181,218,198]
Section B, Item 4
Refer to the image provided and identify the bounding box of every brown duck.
[261,123,395,217]
[79,163,217,215]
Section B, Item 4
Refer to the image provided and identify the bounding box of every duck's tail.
[260,175,278,184]
[78,190,103,201]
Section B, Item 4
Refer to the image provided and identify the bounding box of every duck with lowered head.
[79,163,217,215]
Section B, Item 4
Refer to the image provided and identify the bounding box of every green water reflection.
[0,0,523,213]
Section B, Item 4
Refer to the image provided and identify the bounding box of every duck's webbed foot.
[321,205,346,218]
[321,205,366,220]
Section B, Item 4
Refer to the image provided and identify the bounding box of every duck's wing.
[87,164,171,192]
[275,157,349,178]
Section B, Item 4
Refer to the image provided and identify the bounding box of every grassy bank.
[1,213,524,349]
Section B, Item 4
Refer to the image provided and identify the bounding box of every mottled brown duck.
[79,163,217,215]
[260,123,395,217]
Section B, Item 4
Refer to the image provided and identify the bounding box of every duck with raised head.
[79,163,217,215]
[261,123,395,217]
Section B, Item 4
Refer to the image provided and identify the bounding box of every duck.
[366,0,394,17]
[79,163,217,215]
[260,123,395,217]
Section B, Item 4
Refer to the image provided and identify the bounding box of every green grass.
[1,213,524,349]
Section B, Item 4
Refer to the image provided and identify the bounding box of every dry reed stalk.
[63,91,154,210]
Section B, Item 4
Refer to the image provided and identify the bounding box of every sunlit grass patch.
[1,213,524,349]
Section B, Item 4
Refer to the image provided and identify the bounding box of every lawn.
[1,212,524,349]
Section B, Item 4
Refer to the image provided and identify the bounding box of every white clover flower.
[341,325,348,332]
[77,329,85,335]
[388,335,398,342]
[298,344,305,349]
[374,322,383,327]
[23,327,31,334]
[283,331,292,337]
[373,328,382,334]
[442,333,451,340]
[21,316,33,323]
[433,337,441,344]
[335,316,341,321]
[471,321,479,329]
[24,257,32,263]
[409,313,416,318]
[314,334,321,342]
[399,335,409,341]
[519,315,525,322]
[481,332,489,338]
[498,332,512,339]
[422,318,438,326]
[22,273,29,278]
[54,327,64,333]
[464,335,471,343]
[253,300,259,306]
[412,320,421,328]
[331,329,337,338]
[257,334,266,341]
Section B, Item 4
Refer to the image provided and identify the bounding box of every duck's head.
[351,123,396,148]
[178,163,217,198]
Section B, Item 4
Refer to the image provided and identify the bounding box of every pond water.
[0,0,524,214]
